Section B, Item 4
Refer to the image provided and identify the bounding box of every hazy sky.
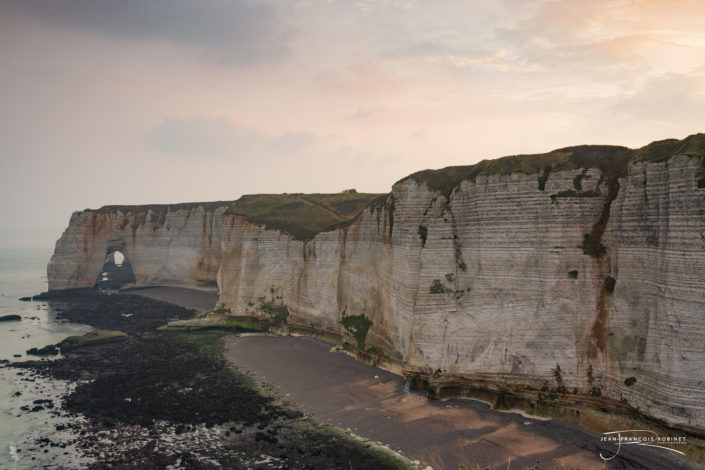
[1,0,704,241]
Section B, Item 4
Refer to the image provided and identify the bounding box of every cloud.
[408,129,426,141]
[493,0,705,77]
[344,108,379,121]
[313,61,402,95]
[356,0,418,12]
[1,0,290,65]
[297,0,335,7]
[269,132,317,153]
[612,73,705,126]
[147,116,265,157]
[146,115,317,159]
[371,1,683,82]
[383,40,499,70]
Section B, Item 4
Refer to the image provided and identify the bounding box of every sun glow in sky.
[1,0,704,236]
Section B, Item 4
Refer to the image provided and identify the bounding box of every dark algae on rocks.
[12,290,412,469]
[0,314,22,322]
[32,288,197,335]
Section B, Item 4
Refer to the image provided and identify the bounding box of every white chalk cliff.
[48,135,705,433]
[48,202,228,291]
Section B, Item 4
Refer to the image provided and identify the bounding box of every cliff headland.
[48,134,705,439]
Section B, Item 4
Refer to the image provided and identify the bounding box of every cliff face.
[604,155,705,431]
[217,174,602,377]
[48,203,230,291]
[48,136,705,432]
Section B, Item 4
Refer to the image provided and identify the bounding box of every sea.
[0,230,92,469]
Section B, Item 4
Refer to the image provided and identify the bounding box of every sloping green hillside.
[225,192,385,240]
[225,134,703,239]
[401,133,704,197]
[631,133,705,162]
[88,134,703,241]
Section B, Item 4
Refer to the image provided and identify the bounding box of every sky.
[1,0,704,243]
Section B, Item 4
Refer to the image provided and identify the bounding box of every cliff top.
[402,133,705,197]
[87,200,236,215]
[224,192,385,240]
[82,133,703,241]
[631,133,705,163]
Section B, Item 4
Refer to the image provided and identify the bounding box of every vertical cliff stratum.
[48,134,705,432]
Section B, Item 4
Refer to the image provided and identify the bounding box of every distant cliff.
[48,134,705,433]
[48,202,231,291]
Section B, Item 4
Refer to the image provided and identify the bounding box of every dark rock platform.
[0,314,22,322]
[11,289,411,469]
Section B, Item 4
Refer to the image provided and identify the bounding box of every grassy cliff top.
[224,192,385,240]
[82,134,703,241]
[87,200,236,215]
[401,133,705,197]
[631,133,705,162]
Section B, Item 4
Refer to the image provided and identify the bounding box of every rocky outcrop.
[48,202,230,291]
[48,135,705,432]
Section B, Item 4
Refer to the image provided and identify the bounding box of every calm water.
[0,234,92,468]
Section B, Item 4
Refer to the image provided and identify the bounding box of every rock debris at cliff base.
[10,292,413,469]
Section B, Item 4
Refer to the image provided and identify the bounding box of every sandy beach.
[225,334,701,470]
[128,286,219,311]
[128,286,702,469]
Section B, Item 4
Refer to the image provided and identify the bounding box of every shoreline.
[225,333,705,469]
[226,335,605,469]
[139,285,705,469]
[16,285,702,469]
[7,288,413,469]
[122,285,219,312]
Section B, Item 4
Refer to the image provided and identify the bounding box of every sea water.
[0,232,92,468]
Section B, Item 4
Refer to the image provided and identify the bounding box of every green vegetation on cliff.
[341,311,373,350]
[631,133,705,162]
[87,200,237,232]
[225,192,384,240]
[257,295,290,325]
[400,133,705,197]
[402,145,632,197]
[84,134,704,242]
